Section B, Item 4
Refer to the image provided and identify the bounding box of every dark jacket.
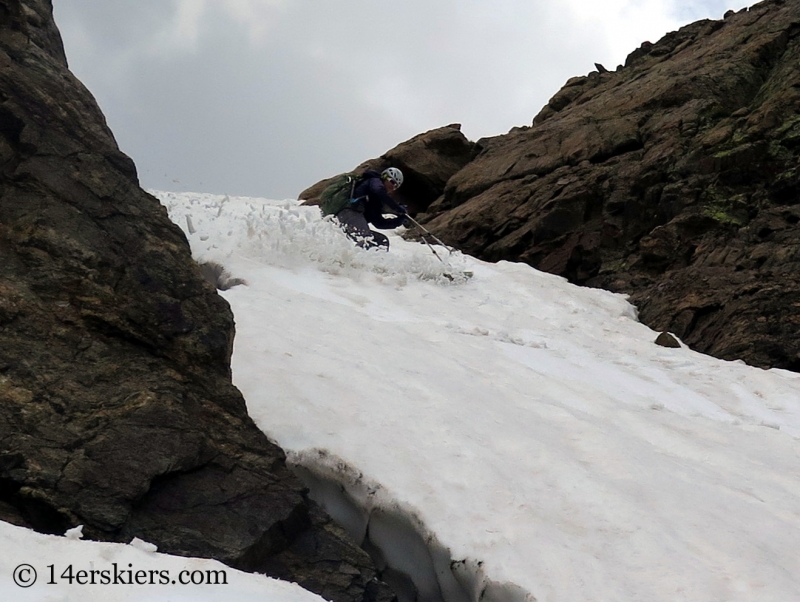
[352,170,406,229]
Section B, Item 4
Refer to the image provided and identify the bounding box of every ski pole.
[400,214,444,262]
[418,231,445,262]
[405,215,456,253]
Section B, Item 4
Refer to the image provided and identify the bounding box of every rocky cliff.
[424,0,800,370]
[305,0,800,371]
[0,1,392,600]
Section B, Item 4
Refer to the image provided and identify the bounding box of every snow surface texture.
[0,520,324,601]
[157,191,800,602]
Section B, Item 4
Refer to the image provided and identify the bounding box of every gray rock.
[198,260,247,290]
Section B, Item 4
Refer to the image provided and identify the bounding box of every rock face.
[0,1,392,600]
[299,124,478,215]
[418,0,800,371]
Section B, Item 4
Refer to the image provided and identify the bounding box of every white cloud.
[143,0,208,56]
[561,0,682,67]
[217,0,288,47]
[134,0,288,58]
[172,0,208,50]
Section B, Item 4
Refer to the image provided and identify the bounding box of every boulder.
[299,124,478,215]
[655,332,682,348]
[0,1,392,600]
[418,0,800,371]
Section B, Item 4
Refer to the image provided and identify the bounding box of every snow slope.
[155,191,800,602]
[0,520,324,602]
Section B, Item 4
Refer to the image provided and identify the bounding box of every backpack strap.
[348,175,371,211]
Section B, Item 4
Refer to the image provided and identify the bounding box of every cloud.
[562,0,681,61]
[217,0,287,46]
[53,0,753,199]
[157,0,207,54]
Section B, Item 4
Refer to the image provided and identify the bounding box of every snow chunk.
[64,525,83,540]
[129,537,158,553]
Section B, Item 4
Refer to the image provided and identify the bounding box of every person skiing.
[335,167,408,250]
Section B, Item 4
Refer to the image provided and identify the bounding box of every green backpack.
[319,173,360,216]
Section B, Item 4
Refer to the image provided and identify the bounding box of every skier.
[335,167,408,250]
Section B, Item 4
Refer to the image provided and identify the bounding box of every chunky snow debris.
[158,191,472,287]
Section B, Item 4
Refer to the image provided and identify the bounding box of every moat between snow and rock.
[290,455,534,602]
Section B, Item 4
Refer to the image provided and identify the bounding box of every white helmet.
[381,167,404,188]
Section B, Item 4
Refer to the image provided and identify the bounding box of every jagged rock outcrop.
[417,0,800,371]
[0,1,393,600]
[299,124,478,215]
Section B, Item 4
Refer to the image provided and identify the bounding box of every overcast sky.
[52,0,749,199]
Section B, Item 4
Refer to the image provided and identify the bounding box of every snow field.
[0,520,324,602]
[157,191,800,602]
